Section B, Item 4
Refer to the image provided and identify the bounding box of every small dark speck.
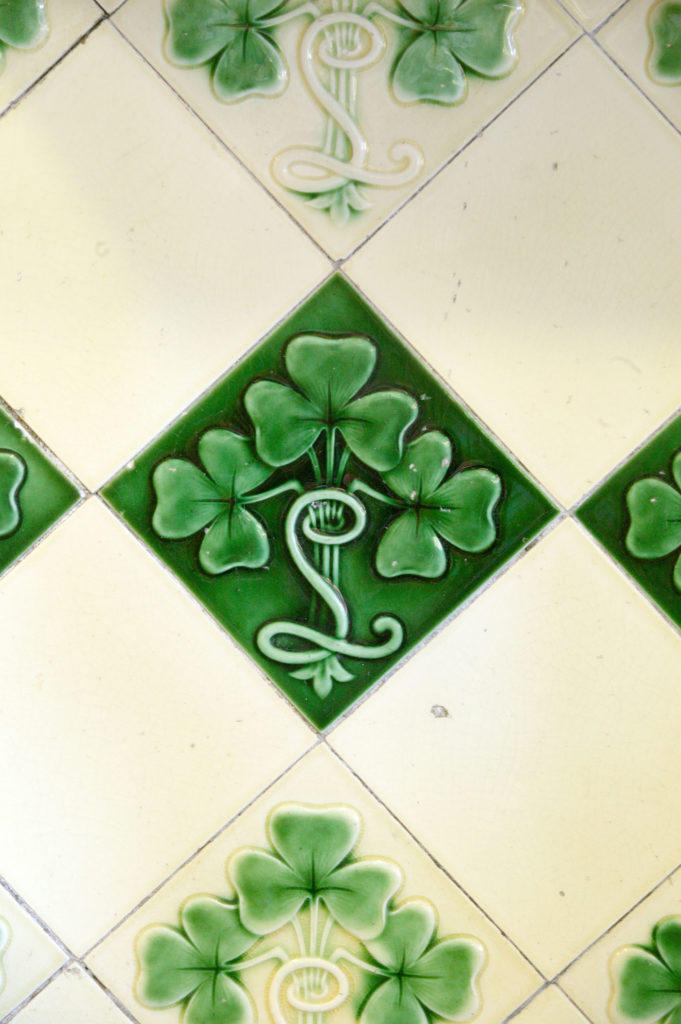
[462,201,467,210]
[431,704,450,718]
[552,161,558,170]
[559,890,566,897]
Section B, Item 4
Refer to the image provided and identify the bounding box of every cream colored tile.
[347,40,681,507]
[330,520,681,976]
[512,985,592,1024]
[11,964,129,1023]
[88,745,541,1024]
[114,0,577,259]
[599,0,681,132]
[0,886,65,1019]
[0,23,328,490]
[561,867,681,1024]
[0,0,100,112]
[559,0,623,30]
[0,498,313,955]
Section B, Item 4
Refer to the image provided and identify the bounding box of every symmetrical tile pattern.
[2,0,681,1021]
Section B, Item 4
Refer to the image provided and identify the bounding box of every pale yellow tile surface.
[330,520,681,976]
[347,39,681,506]
[0,498,313,954]
[0,0,100,113]
[599,0,681,132]
[88,745,541,1024]
[0,22,328,489]
[512,985,591,1024]
[559,0,624,30]
[114,0,577,259]
[0,887,65,1019]
[11,965,129,1023]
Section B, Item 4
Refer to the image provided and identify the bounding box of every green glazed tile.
[648,0,681,84]
[577,412,681,631]
[0,406,80,576]
[608,916,681,1023]
[102,276,556,729]
[0,0,48,72]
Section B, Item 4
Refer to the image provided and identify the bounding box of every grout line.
[0,966,70,1024]
[555,984,598,1023]
[0,877,73,961]
[500,984,550,1023]
[0,396,89,498]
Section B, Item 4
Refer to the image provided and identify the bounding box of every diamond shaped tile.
[11,965,131,1024]
[102,275,556,730]
[0,404,80,578]
[87,745,541,1024]
[512,986,593,1024]
[113,0,578,258]
[577,410,681,633]
[0,885,65,1020]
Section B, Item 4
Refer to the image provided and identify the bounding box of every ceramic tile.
[0,0,100,112]
[10,964,131,1024]
[347,39,681,507]
[0,21,328,490]
[0,404,80,578]
[0,498,313,955]
[87,745,541,1024]
[113,0,578,259]
[512,985,592,1024]
[598,0,681,132]
[577,410,681,634]
[0,885,65,1019]
[102,274,556,731]
[558,0,623,31]
[330,520,681,977]
[560,867,681,1024]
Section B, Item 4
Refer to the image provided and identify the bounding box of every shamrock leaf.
[360,900,485,1024]
[135,896,258,1024]
[244,334,417,472]
[391,0,523,104]
[0,0,48,56]
[626,451,681,591]
[648,0,681,85]
[609,917,681,1023]
[375,431,501,578]
[0,450,26,539]
[152,429,273,574]
[165,0,289,101]
[230,803,402,938]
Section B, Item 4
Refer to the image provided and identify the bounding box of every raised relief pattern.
[0,451,26,540]
[625,450,681,593]
[648,0,681,84]
[135,803,486,1024]
[0,0,48,72]
[609,916,681,1023]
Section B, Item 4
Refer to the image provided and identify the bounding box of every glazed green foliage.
[626,450,681,592]
[0,451,26,539]
[648,0,681,84]
[0,0,48,68]
[609,917,681,1023]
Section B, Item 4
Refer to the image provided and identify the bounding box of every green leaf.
[610,946,681,1022]
[165,0,240,64]
[212,28,288,101]
[393,33,467,104]
[626,478,681,559]
[152,459,223,538]
[426,467,501,552]
[198,500,269,573]
[245,380,321,466]
[339,391,418,472]
[136,925,206,1006]
[364,901,435,973]
[230,848,306,933]
[198,430,273,497]
[674,551,681,593]
[181,895,257,965]
[184,974,254,1024]
[648,0,681,84]
[376,511,447,578]
[398,0,443,24]
[0,450,26,538]
[654,919,681,980]
[447,0,522,77]
[270,803,359,882]
[409,938,484,1019]
[362,977,429,1024]
[320,859,402,939]
[382,432,451,502]
[0,0,47,50]
[285,334,376,414]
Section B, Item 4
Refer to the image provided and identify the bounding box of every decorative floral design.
[151,332,502,701]
[161,0,523,221]
[609,916,681,1023]
[648,0,681,85]
[0,450,26,540]
[625,450,681,592]
[0,0,48,72]
[135,803,486,1024]
[0,916,9,995]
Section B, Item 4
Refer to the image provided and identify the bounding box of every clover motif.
[361,900,485,1024]
[609,917,681,1024]
[372,431,501,578]
[0,0,48,71]
[625,450,681,592]
[0,450,27,540]
[388,0,523,105]
[648,0,681,85]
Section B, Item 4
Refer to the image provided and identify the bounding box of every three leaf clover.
[625,451,681,592]
[152,429,274,574]
[244,334,418,473]
[0,0,48,71]
[136,896,258,1024]
[164,0,290,102]
[230,803,402,938]
[609,917,681,1024]
[0,451,26,539]
[390,0,523,105]
[375,431,501,578]
[361,900,485,1024]
[648,0,681,85]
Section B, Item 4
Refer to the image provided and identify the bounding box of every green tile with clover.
[577,412,681,632]
[0,405,80,577]
[102,276,555,728]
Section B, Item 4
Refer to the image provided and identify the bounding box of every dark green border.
[102,276,557,728]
